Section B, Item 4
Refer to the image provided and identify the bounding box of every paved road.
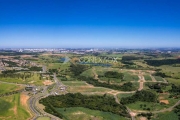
[28,73,65,120]
[42,65,47,73]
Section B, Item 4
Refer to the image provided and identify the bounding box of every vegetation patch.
[120,90,157,104]
[40,93,130,119]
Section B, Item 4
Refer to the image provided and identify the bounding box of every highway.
[28,72,65,120]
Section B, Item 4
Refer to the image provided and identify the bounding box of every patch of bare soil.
[43,80,53,85]
[139,117,147,120]
[73,111,85,115]
[129,111,137,117]
[160,100,169,104]
[20,93,33,118]
[20,93,29,107]
[11,105,17,115]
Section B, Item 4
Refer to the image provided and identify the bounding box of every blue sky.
[0,0,180,48]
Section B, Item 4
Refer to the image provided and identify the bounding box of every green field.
[0,94,31,120]
[123,73,139,81]
[127,101,165,111]
[166,78,180,85]
[62,81,111,93]
[152,112,178,120]
[0,83,20,94]
[144,75,152,81]
[80,69,94,77]
[56,107,128,120]
[62,81,87,86]
[154,76,164,81]
[0,73,43,85]
[117,93,134,100]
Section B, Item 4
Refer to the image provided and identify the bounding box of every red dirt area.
[43,80,53,85]
[160,100,169,104]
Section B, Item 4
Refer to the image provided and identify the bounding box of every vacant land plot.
[144,75,152,81]
[80,69,94,77]
[154,76,164,81]
[62,81,88,86]
[166,78,180,85]
[63,81,111,94]
[152,112,178,120]
[123,73,139,81]
[0,83,21,94]
[0,73,43,85]
[56,107,127,120]
[117,93,134,100]
[127,101,165,111]
[0,93,31,120]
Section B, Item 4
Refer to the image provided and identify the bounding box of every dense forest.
[145,59,180,66]
[78,76,136,91]
[39,93,130,118]
[120,90,157,104]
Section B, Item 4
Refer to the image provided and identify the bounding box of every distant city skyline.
[0,0,180,48]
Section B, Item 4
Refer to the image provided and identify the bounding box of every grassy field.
[166,78,180,85]
[144,75,152,81]
[160,65,180,78]
[117,93,134,100]
[0,94,31,120]
[154,76,164,81]
[0,73,43,85]
[123,73,139,81]
[80,69,94,77]
[127,101,165,111]
[62,81,87,86]
[56,107,128,120]
[152,112,178,120]
[62,81,111,93]
[0,83,21,94]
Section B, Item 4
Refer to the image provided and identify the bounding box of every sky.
[0,0,180,48]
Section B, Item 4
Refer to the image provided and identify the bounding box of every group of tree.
[39,93,130,119]
[146,83,168,93]
[120,90,157,104]
[169,84,180,99]
[104,71,124,79]
[69,64,89,76]
[152,72,169,78]
[49,69,58,74]
[0,71,34,80]
[144,59,180,66]
[29,66,42,71]
[78,76,136,91]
